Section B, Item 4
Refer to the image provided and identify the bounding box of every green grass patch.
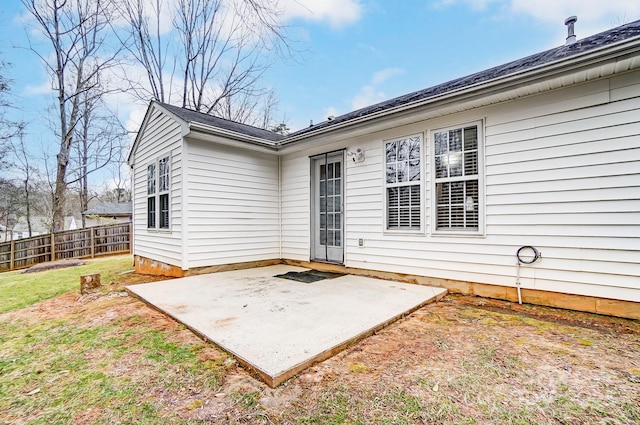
[0,309,229,424]
[0,255,132,313]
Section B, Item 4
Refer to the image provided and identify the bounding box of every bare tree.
[0,57,25,168]
[68,90,128,228]
[21,0,121,231]
[115,0,169,102]
[8,131,37,237]
[118,0,290,127]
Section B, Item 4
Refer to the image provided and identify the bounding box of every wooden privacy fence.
[0,222,131,272]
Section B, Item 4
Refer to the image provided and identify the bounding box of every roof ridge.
[157,101,285,142]
[288,19,640,138]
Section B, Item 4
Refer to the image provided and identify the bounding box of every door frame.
[310,150,345,264]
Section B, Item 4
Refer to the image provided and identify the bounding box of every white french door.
[311,152,344,263]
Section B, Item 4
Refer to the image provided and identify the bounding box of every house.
[0,224,12,242]
[128,20,640,319]
[82,202,132,227]
[10,216,52,239]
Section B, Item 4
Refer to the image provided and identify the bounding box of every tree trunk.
[53,138,70,232]
[24,179,32,237]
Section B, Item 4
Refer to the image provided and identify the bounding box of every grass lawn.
[0,260,639,424]
[0,255,133,313]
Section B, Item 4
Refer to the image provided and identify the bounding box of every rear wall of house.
[281,69,640,303]
[184,138,280,268]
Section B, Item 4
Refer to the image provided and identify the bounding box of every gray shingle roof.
[158,102,285,142]
[83,202,132,216]
[149,20,640,142]
[289,19,640,138]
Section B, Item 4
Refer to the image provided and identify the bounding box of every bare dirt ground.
[3,274,639,424]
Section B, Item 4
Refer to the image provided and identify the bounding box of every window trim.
[383,133,425,234]
[429,120,484,236]
[146,153,171,232]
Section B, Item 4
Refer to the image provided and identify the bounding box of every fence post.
[51,232,56,261]
[90,228,95,258]
[10,239,15,271]
[129,222,133,254]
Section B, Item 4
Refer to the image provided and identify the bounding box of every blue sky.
[0,0,638,185]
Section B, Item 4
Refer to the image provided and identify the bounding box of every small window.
[159,194,169,229]
[146,155,170,230]
[147,163,156,228]
[385,134,422,230]
[433,123,481,232]
[147,197,156,228]
[158,156,170,229]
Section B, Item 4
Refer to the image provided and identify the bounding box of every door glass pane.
[334,162,341,178]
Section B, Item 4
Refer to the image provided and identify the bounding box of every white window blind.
[385,135,422,230]
[433,124,480,231]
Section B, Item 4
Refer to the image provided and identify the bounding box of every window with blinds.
[433,123,481,231]
[385,134,422,230]
[147,163,156,228]
[147,155,171,230]
[158,156,170,229]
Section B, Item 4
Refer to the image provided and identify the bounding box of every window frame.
[146,153,171,231]
[383,133,425,234]
[430,120,484,236]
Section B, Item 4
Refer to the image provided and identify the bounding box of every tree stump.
[80,273,101,294]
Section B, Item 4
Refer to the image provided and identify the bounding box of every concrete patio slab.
[126,265,447,387]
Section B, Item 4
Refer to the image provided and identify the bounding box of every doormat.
[275,270,345,283]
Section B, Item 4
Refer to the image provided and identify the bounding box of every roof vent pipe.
[565,15,577,45]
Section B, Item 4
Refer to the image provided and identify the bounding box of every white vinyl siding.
[185,139,280,267]
[131,107,183,267]
[131,68,640,304]
[280,155,310,261]
[335,72,640,303]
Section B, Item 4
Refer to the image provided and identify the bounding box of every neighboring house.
[0,224,12,242]
[11,216,51,239]
[82,202,132,227]
[128,20,640,319]
[64,216,78,231]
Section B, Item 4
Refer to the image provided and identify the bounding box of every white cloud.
[280,0,363,28]
[434,0,640,36]
[24,79,53,96]
[324,106,340,119]
[351,85,386,110]
[372,67,404,85]
[348,67,405,110]
[510,0,640,36]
